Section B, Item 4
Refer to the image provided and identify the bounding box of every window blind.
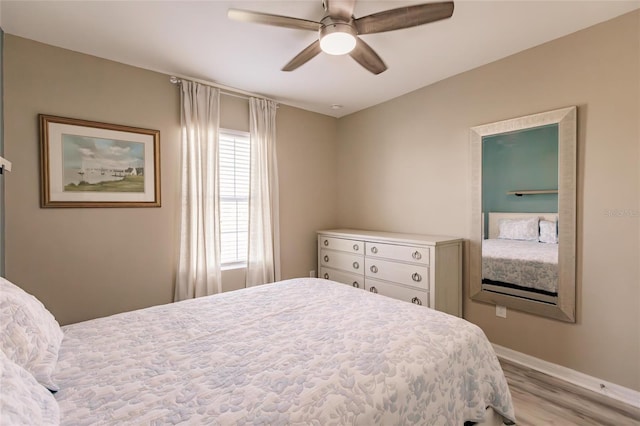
[219,130,250,266]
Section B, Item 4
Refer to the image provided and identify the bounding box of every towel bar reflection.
[507,189,558,197]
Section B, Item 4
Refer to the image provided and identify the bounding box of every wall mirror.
[470,106,577,322]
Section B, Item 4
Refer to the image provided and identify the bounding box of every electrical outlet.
[310,270,316,278]
[496,305,507,318]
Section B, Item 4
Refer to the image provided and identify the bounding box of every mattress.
[482,238,558,294]
[53,278,515,425]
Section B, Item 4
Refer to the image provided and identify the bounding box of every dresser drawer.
[320,267,364,289]
[364,258,429,290]
[365,278,430,307]
[365,241,429,265]
[318,236,364,254]
[320,249,364,275]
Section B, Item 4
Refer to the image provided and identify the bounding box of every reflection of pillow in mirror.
[498,217,539,241]
[539,220,558,244]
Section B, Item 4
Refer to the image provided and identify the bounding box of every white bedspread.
[54,278,515,425]
[482,238,558,293]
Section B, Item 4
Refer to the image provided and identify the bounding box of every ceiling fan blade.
[354,1,454,35]
[282,40,323,71]
[324,0,357,20]
[349,38,387,75]
[228,9,320,31]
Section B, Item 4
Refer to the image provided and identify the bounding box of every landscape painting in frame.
[40,115,160,207]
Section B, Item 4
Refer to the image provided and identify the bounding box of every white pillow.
[498,217,539,241]
[0,350,60,426]
[539,219,558,244]
[0,277,64,391]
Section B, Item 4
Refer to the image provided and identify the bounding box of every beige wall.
[337,11,640,391]
[277,104,339,278]
[3,35,339,325]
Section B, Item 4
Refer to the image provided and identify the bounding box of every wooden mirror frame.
[469,106,577,322]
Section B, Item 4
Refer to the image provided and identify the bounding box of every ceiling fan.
[228,0,454,75]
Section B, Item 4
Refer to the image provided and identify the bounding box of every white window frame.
[219,129,250,270]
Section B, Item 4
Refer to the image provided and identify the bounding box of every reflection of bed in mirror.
[482,212,558,304]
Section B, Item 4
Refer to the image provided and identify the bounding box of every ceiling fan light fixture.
[320,31,356,55]
[319,21,357,55]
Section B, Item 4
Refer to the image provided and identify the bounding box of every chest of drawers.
[317,229,463,317]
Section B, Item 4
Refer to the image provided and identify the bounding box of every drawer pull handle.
[411,297,423,306]
[324,273,329,279]
[369,286,378,294]
[352,282,360,288]
[412,272,422,282]
[352,261,360,270]
[370,265,378,273]
[371,246,378,254]
[324,255,329,262]
[353,244,359,251]
[323,239,329,246]
[412,251,422,260]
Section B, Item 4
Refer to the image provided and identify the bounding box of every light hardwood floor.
[500,359,640,425]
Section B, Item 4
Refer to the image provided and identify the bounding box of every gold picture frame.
[39,114,161,208]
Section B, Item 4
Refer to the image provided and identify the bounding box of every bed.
[1,276,516,425]
[482,212,558,303]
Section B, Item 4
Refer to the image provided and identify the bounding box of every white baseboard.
[493,343,640,410]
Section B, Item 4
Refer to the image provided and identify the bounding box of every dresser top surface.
[318,229,463,246]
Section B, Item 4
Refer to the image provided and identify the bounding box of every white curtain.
[246,98,281,286]
[174,81,222,301]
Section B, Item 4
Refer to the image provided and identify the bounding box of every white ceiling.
[1,1,639,117]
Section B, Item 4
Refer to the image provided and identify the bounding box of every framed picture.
[39,115,161,207]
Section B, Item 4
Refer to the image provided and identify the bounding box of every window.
[219,130,250,266]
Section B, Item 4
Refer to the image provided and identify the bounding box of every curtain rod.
[169,75,278,104]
